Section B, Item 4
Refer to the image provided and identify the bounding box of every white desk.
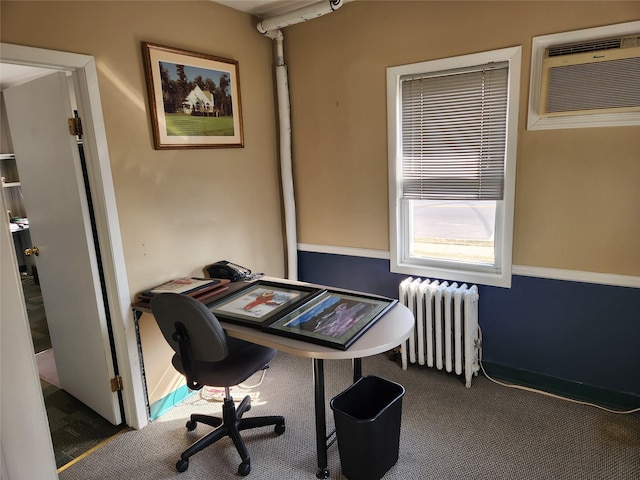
[221,302,414,478]
[134,279,414,478]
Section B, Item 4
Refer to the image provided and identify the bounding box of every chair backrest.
[150,293,228,364]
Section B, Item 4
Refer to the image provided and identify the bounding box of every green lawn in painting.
[164,113,234,136]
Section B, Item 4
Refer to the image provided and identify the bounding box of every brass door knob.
[24,246,40,256]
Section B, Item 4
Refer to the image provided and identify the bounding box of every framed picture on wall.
[142,42,244,149]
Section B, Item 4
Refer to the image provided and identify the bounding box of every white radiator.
[399,277,480,388]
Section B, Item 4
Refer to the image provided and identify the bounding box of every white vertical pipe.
[258,1,343,281]
[273,32,298,281]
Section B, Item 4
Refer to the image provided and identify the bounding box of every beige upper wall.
[285,1,640,276]
[0,1,285,296]
[2,1,638,284]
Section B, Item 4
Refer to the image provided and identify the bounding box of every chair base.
[175,394,285,476]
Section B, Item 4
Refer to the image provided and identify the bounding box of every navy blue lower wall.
[298,251,640,401]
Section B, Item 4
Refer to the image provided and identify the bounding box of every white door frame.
[1,43,147,429]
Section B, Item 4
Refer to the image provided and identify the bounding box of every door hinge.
[110,375,123,392]
[68,117,83,137]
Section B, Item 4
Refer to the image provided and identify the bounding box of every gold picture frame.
[142,42,244,149]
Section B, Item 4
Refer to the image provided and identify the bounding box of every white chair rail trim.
[297,243,640,289]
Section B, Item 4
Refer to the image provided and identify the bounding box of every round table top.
[222,302,415,360]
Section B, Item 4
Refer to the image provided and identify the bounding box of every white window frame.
[387,46,521,288]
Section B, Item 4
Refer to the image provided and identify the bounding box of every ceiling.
[0,64,56,91]
[213,0,355,18]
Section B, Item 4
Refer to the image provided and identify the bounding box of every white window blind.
[400,62,509,201]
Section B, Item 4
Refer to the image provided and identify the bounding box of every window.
[387,47,521,288]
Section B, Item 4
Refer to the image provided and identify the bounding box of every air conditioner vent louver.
[540,33,640,118]
[545,57,640,113]
[548,37,623,57]
[528,22,640,129]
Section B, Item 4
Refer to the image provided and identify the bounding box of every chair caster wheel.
[176,458,189,472]
[316,467,330,479]
[275,422,285,435]
[238,461,251,476]
[185,420,197,431]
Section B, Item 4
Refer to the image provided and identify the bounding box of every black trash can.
[330,375,405,480]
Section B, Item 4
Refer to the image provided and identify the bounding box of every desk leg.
[313,358,329,479]
[352,358,362,382]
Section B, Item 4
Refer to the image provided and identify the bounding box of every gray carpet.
[43,379,126,469]
[22,274,50,354]
[21,273,127,469]
[59,352,640,479]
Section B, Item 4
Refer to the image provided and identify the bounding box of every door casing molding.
[1,42,147,429]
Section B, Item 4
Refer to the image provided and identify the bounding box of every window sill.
[391,261,512,288]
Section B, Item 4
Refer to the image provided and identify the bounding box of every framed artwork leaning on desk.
[268,290,396,350]
[208,280,397,350]
[208,280,322,327]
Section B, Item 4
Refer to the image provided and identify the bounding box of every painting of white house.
[143,42,244,149]
[182,85,215,116]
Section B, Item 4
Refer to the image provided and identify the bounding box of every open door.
[3,72,122,424]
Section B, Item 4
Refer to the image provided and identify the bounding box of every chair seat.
[172,337,276,388]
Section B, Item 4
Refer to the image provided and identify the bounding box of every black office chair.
[150,293,285,476]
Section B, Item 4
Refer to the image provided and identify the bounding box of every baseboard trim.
[481,361,640,411]
[149,385,194,421]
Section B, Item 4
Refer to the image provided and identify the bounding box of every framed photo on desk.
[208,280,321,328]
[266,290,397,350]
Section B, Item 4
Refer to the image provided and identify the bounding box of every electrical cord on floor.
[238,365,269,390]
[477,326,640,415]
[200,366,270,402]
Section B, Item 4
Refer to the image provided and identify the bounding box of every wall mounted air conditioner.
[540,35,640,117]
[528,21,640,130]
